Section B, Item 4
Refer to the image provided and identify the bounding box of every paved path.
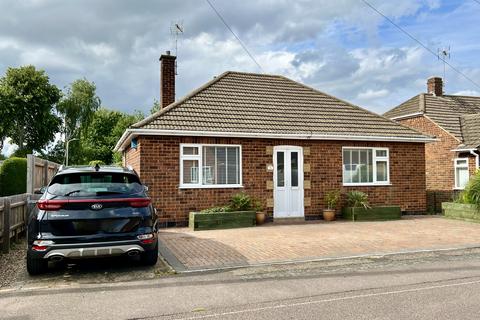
[158,216,480,271]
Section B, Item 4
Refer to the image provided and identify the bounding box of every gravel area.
[0,238,26,288]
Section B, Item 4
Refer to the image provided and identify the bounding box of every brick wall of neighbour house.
[124,144,141,176]
[397,116,477,212]
[125,135,427,226]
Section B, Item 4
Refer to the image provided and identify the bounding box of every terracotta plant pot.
[323,209,336,221]
[256,212,266,225]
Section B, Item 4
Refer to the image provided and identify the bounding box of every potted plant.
[323,190,340,221]
[345,191,370,222]
[254,199,266,225]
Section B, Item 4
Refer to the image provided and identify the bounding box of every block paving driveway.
[158,216,480,271]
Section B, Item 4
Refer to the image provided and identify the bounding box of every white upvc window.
[454,158,469,190]
[179,144,242,188]
[342,147,390,186]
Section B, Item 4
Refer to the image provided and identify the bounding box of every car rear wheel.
[27,252,48,275]
[140,244,158,266]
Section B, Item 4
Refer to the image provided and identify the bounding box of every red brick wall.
[127,136,426,225]
[398,116,461,191]
[124,144,141,175]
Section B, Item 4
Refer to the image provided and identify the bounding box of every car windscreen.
[47,172,143,197]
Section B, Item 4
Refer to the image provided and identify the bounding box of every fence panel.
[0,194,29,254]
[26,154,60,194]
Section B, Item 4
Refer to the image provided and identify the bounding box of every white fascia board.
[115,128,437,152]
[389,112,424,121]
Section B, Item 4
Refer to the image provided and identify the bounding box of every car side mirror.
[34,186,46,195]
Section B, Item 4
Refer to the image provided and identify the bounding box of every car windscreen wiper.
[95,191,124,195]
[63,189,83,196]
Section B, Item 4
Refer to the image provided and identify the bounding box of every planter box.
[442,202,480,222]
[189,211,256,231]
[342,206,401,221]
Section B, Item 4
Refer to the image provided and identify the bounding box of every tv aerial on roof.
[438,46,451,89]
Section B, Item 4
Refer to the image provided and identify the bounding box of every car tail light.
[137,233,155,244]
[32,240,54,251]
[37,200,65,211]
[129,198,151,208]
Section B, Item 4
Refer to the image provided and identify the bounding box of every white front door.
[273,146,304,218]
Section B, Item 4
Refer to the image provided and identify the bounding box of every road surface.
[2,249,480,319]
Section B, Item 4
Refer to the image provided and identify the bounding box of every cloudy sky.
[1,0,479,119]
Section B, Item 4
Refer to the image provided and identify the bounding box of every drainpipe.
[470,150,479,170]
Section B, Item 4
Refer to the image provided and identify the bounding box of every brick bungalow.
[384,77,480,212]
[115,52,434,226]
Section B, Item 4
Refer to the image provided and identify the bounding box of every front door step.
[273,217,306,225]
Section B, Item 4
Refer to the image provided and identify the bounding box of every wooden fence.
[0,155,60,253]
[26,154,60,194]
[0,194,29,253]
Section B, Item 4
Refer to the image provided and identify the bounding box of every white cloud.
[453,90,480,96]
[357,89,389,100]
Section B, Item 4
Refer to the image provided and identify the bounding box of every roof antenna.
[170,21,184,75]
[438,46,450,92]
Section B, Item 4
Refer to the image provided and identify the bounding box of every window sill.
[453,187,465,190]
[343,183,392,187]
[179,185,244,189]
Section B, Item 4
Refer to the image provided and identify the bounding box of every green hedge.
[0,157,27,196]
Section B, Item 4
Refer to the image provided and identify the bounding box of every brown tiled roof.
[384,93,480,145]
[132,71,429,140]
[460,113,480,149]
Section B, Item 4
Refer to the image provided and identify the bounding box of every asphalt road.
[2,250,480,320]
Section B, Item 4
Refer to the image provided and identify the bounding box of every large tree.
[78,108,143,165]
[56,78,101,163]
[0,65,61,156]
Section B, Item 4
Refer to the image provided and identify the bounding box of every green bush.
[458,171,480,209]
[88,160,105,167]
[0,157,27,196]
[199,193,260,214]
[199,206,232,214]
[345,191,370,209]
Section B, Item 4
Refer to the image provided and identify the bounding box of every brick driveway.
[158,216,480,271]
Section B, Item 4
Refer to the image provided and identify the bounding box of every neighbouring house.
[384,77,480,212]
[115,51,434,226]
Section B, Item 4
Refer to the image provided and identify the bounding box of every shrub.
[88,160,105,167]
[199,206,232,214]
[458,171,480,209]
[324,190,340,209]
[230,193,254,211]
[346,191,370,209]
[0,157,27,196]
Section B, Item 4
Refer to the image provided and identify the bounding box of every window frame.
[342,147,391,186]
[179,143,243,189]
[454,157,469,190]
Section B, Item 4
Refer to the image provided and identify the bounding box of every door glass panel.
[291,152,298,187]
[277,151,285,187]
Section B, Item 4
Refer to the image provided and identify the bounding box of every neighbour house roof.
[384,93,480,148]
[115,71,433,151]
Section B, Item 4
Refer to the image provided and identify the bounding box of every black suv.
[27,165,158,275]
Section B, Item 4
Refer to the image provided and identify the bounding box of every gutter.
[451,148,480,170]
[114,128,437,152]
[389,112,424,121]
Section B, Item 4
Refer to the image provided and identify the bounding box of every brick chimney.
[427,77,443,96]
[159,51,176,108]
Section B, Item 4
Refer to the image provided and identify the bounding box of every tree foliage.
[57,79,101,139]
[0,66,61,155]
